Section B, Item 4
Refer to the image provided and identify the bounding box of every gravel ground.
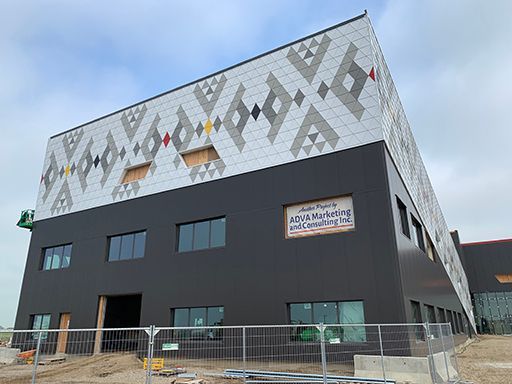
[457,334,512,384]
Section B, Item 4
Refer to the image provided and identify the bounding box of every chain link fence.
[0,323,461,384]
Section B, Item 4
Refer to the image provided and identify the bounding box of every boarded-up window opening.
[426,233,436,262]
[495,274,512,283]
[122,163,151,184]
[181,146,220,167]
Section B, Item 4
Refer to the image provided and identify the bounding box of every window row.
[396,196,436,262]
[40,217,227,270]
[410,300,466,340]
[31,301,366,342]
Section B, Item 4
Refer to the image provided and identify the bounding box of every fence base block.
[354,352,458,384]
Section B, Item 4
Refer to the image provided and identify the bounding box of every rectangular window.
[411,216,425,251]
[181,146,220,167]
[446,310,455,333]
[31,313,51,339]
[411,301,425,340]
[289,301,366,342]
[425,304,436,323]
[122,162,151,184]
[457,313,464,334]
[108,231,146,261]
[424,304,438,338]
[396,197,410,238]
[339,301,367,342]
[177,217,226,252]
[437,307,446,323]
[453,312,460,333]
[41,244,72,270]
[171,306,224,340]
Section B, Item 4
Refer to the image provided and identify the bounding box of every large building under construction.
[16,13,477,338]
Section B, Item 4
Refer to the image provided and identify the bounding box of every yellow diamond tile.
[204,118,213,135]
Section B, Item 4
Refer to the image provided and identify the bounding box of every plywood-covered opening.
[181,146,220,167]
[122,163,151,184]
[495,274,512,283]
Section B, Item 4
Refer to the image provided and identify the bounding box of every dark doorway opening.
[101,294,142,352]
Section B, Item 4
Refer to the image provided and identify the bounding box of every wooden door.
[56,313,71,353]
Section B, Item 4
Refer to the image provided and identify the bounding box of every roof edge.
[461,238,512,247]
[50,12,367,140]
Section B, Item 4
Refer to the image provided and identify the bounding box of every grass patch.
[0,332,13,343]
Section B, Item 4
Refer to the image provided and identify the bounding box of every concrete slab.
[0,347,21,364]
[354,352,459,384]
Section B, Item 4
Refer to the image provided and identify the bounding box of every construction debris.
[38,356,66,365]
[223,369,395,384]
[175,379,204,384]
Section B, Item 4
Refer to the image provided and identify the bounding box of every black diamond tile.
[251,104,261,120]
[294,90,305,107]
[318,81,329,100]
[133,142,140,156]
[196,122,203,137]
[59,166,65,178]
[214,116,222,132]
[93,155,100,168]
[119,146,126,160]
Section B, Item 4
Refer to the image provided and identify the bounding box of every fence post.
[424,323,437,384]
[31,330,42,384]
[145,325,155,384]
[439,324,450,382]
[242,326,247,384]
[319,323,328,384]
[377,325,387,383]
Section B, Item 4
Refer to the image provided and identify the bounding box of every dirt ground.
[0,354,233,384]
[0,354,344,384]
[0,336,511,384]
[457,335,512,384]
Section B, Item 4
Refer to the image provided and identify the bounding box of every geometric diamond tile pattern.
[34,14,471,328]
[369,25,475,329]
[33,15,387,222]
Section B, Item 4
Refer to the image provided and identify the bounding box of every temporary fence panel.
[0,323,461,384]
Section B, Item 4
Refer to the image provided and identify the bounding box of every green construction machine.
[17,209,35,230]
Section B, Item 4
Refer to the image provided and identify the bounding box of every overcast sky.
[1,0,510,327]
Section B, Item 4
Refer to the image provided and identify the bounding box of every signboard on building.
[285,195,355,238]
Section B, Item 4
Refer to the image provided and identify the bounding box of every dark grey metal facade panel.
[461,240,512,294]
[15,142,407,330]
[384,150,466,323]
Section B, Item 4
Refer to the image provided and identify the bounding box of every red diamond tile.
[163,132,171,147]
[369,67,375,81]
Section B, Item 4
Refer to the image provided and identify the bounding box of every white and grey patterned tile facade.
[36,15,380,220]
[35,14,473,328]
[368,22,475,329]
